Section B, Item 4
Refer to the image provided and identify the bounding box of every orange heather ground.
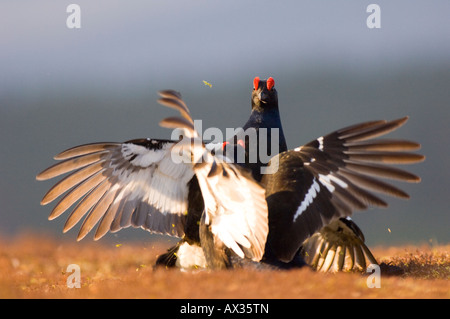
[1,234,449,299]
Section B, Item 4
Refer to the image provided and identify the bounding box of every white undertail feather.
[176,242,207,270]
[301,218,378,272]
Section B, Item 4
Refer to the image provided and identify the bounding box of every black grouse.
[36,91,269,270]
[249,77,424,267]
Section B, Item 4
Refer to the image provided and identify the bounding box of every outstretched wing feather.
[263,117,424,262]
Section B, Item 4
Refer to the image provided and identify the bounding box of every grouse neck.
[244,107,284,130]
[243,106,288,154]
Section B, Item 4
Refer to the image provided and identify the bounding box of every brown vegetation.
[1,234,448,299]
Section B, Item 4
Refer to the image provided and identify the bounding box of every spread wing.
[36,90,201,241]
[262,117,425,262]
[196,157,268,261]
[159,92,269,262]
[37,138,194,240]
[300,217,377,272]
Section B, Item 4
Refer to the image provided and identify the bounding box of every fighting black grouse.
[37,81,424,271]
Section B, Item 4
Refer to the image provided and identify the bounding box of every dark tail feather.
[154,242,181,268]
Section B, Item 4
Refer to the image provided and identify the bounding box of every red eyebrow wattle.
[253,77,260,90]
[267,77,275,90]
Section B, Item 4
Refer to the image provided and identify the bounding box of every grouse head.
[251,76,278,111]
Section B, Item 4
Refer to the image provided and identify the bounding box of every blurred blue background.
[1,1,449,246]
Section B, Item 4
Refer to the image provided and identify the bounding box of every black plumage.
[225,77,424,268]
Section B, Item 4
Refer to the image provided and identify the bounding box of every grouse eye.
[266,77,275,91]
[253,77,260,90]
